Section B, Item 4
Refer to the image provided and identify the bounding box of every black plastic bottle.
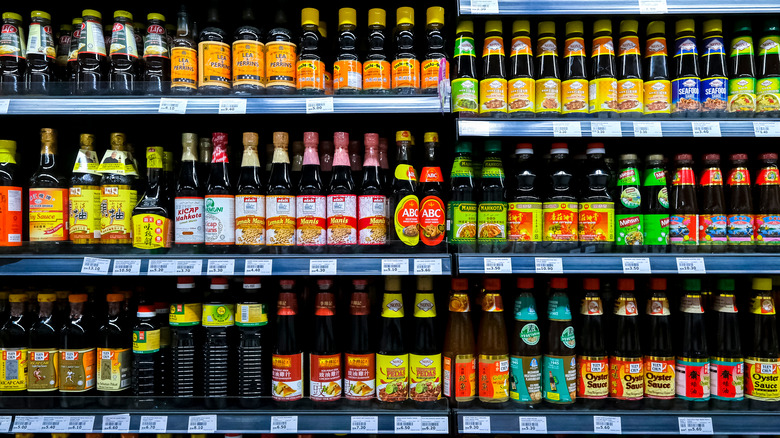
[97,293,130,407]
[578,143,615,253]
[202,277,236,409]
[132,304,160,408]
[236,277,268,407]
[392,7,420,95]
[25,10,56,95]
[76,9,108,95]
[27,293,59,408]
[0,13,26,95]
[170,276,202,406]
[296,8,325,94]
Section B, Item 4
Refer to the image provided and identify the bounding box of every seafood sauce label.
[543,354,576,403]
[0,349,27,390]
[235,194,266,245]
[644,357,676,399]
[699,214,727,244]
[701,77,728,112]
[670,214,698,245]
[644,80,671,114]
[510,355,542,403]
[27,349,58,391]
[577,356,609,399]
[676,358,711,400]
[272,353,304,401]
[508,202,542,242]
[578,202,614,242]
[395,194,420,247]
[326,194,357,245]
[204,195,235,244]
[609,357,644,400]
[711,358,744,400]
[376,353,409,402]
[478,201,507,242]
[444,354,476,400]
[345,353,376,400]
[358,195,387,245]
[672,77,701,112]
[543,202,578,241]
[59,348,96,392]
[409,353,442,401]
[267,195,296,246]
[536,78,562,113]
[420,195,445,246]
[479,355,509,400]
[96,347,130,391]
[29,188,68,241]
[295,195,326,246]
[310,353,342,401]
[480,78,508,113]
[745,358,780,401]
[132,214,172,249]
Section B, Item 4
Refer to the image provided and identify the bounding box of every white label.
[68,416,95,432]
[462,416,491,433]
[678,417,713,435]
[350,416,378,434]
[553,121,582,137]
[139,416,167,433]
[236,194,266,245]
[13,417,43,432]
[622,257,651,274]
[535,257,563,274]
[148,259,177,275]
[306,97,335,114]
[326,194,357,245]
[176,259,203,275]
[0,100,9,114]
[0,416,11,433]
[270,416,298,433]
[268,195,297,246]
[102,415,130,433]
[519,417,548,434]
[382,259,409,275]
[593,416,622,434]
[676,257,706,274]
[207,259,235,276]
[633,121,663,137]
[591,121,622,137]
[754,121,780,137]
[113,259,141,275]
[205,195,235,244]
[81,257,110,275]
[245,259,273,275]
[484,257,512,274]
[459,120,490,137]
[40,416,69,432]
[415,258,443,275]
[395,416,422,434]
[175,197,205,244]
[358,194,387,245]
[421,417,449,434]
[295,195,326,246]
[692,121,721,137]
[310,259,337,275]
[218,98,247,114]
[639,0,669,13]
[470,0,499,14]
[158,98,187,114]
[187,415,217,433]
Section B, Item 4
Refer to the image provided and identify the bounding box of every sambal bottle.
[198,6,231,95]
[69,133,101,248]
[535,21,561,115]
[297,132,326,250]
[672,19,701,116]
[757,19,780,117]
[479,20,508,117]
[170,6,197,95]
[232,5,264,95]
[589,19,618,117]
[296,8,325,94]
[576,278,608,408]
[643,21,671,116]
[700,19,729,117]
[448,141,477,252]
[25,10,56,95]
[745,278,780,409]
[410,276,441,407]
[235,132,265,250]
[391,7,420,95]
[377,276,408,408]
[0,13,26,95]
[109,10,140,95]
[698,154,727,252]
[204,133,234,252]
[478,278,509,405]
[755,153,780,252]
[98,133,137,249]
[507,20,534,117]
[728,19,757,116]
[543,278,576,405]
[675,279,710,410]
[510,278,542,406]
[344,279,375,405]
[610,278,644,408]
[443,278,476,407]
[710,279,744,410]
[267,132,296,251]
[76,10,108,95]
[309,279,342,403]
[388,131,419,250]
[508,143,541,253]
[451,19,478,114]
[643,278,675,409]
[669,154,699,252]
[617,20,643,116]
[561,21,587,117]
[132,147,172,252]
[29,128,69,252]
[363,8,391,95]
[726,153,754,251]
[174,133,204,250]
[421,7,447,95]
[333,8,361,95]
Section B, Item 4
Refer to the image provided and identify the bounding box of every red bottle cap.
[649,277,667,290]
[211,277,228,285]
[303,131,319,144]
[484,278,501,290]
[334,132,349,148]
[515,143,533,154]
[550,277,568,289]
[702,153,720,161]
[617,278,635,290]
[212,132,227,147]
[517,277,534,289]
[137,304,156,316]
[178,276,194,285]
[583,278,600,290]
[586,142,606,154]
[243,277,261,289]
[280,279,295,289]
[353,279,368,289]
[730,153,748,161]
[675,153,693,161]
[452,278,469,291]
[350,291,370,315]
[364,133,379,147]
[550,143,568,154]
[154,302,167,310]
[760,152,778,160]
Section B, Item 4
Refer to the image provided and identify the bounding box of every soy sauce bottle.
[508,20,535,117]
[76,10,109,95]
[0,13,26,95]
[109,11,140,95]
[363,8,391,95]
[541,144,578,253]
[509,144,541,253]
[296,8,325,94]
[479,21,507,117]
[392,7,420,95]
[66,18,82,94]
[421,7,447,95]
[388,131,418,250]
[143,13,171,95]
[25,10,56,95]
[757,19,780,117]
[728,19,757,116]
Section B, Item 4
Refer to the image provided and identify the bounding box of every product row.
[452,17,780,117]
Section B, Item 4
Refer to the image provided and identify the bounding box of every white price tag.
[484,257,512,274]
[102,415,130,433]
[176,259,203,275]
[350,416,378,434]
[692,121,721,137]
[67,416,95,432]
[139,416,168,433]
[519,417,547,434]
[158,98,187,114]
[414,258,443,275]
[306,97,335,114]
[382,259,409,275]
[421,417,449,433]
[462,416,490,433]
[535,257,563,274]
[13,417,43,433]
[553,121,582,137]
[309,259,337,275]
[638,0,668,14]
[0,416,11,433]
[633,121,663,137]
[187,415,217,433]
[245,259,273,275]
[676,257,706,274]
[469,0,499,14]
[270,416,298,433]
[591,121,622,137]
[218,98,247,114]
[113,259,141,275]
[0,99,10,114]
[148,259,178,275]
[40,416,69,432]
[81,257,110,275]
[678,417,713,435]
[593,416,622,434]
[459,120,490,137]
[754,121,780,137]
[207,259,235,276]
[622,257,651,274]
[394,416,422,434]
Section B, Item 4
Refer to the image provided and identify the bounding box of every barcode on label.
[678,417,713,434]
[13,417,43,432]
[218,99,247,114]
[421,417,448,434]
[591,121,622,137]
[309,259,337,275]
[350,416,378,434]
[469,0,499,14]
[462,416,490,433]
[414,258,443,275]
[622,257,651,274]
[148,259,177,275]
[158,98,187,114]
[306,97,335,113]
[187,415,217,433]
[394,416,422,434]
[40,416,68,432]
[68,416,95,432]
[754,121,780,137]
[176,259,203,275]
[245,259,272,275]
[535,257,563,274]
[692,121,721,137]
[81,257,110,275]
[270,416,298,433]
[207,259,235,275]
[519,417,547,434]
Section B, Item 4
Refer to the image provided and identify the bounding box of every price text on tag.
[350,416,378,434]
[81,257,110,275]
[187,415,217,433]
[535,257,563,274]
[678,417,714,435]
[306,97,335,114]
[394,416,422,434]
[102,415,131,433]
[245,259,273,275]
[676,257,706,274]
[754,121,780,137]
[414,258,443,275]
[0,416,11,433]
[382,259,409,275]
[632,121,663,137]
[270,416,298,433]
[593,416,622,434]
[469,0,499,14]
[113,259,141,275]
[158,98,187,114]
[692,121,722,137]
[148,259,177,275]
[13,417,43,433]
[207,259,235,275]
[591,121,622,137]
[519,417,547,434]
[462,416,490,433]
[310,259,337,275]
[484,257,512,274]
[139,416,168,433]
[40,416,69,432]
[421,417,449,434]
[622,257,651,274]
[638,0,669,14]
[67,416,95,432]
[552,121,582,137]
[218,99,247,114]
[176,259,203,275]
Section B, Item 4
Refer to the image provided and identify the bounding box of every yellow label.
[69,186,100,242]
[100,185,136,242]
[479,78,508,113]
[746,357,780,401]
[171,46,198,89]
[535,78,561,113]
[198,41,231,89]
[29,188,69,242]
[27,349,58,391]
[133,329,160,353]
[561,79,588,114]
[202,303,236,326]
[508,77,535,113]
[394,194,420,247]
[96,347,130,391]
[617,78,643,113]
[0,349,27,390]
[132,213,172,249]
[409,353,441,401]
[413,293,436,317]
[589,77,618,113]
[236,303,268,327]
[644,80,671,114]
[169,302,202,326]
[59,348,96,392]
[750,296,776,315]
[381,293,404,318]
[376,353,409,401]
[146,148,163,169]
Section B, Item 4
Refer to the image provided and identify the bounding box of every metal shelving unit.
[457,0,780,15]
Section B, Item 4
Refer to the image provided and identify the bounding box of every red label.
[728,167,751,185]
[29,188,69,241]
[711,359,744,399]
[310,353,342,402]
[0,186,22,246]
[543,202,578,241]
[672,167,696,185]
[675,359,710,400]
[444,355,477,399]
[478,355,509,400]
[609,357,644,400]
[345,353,375,400]
[578,202,615,242]
[757,167,780,185]
[700,168,723,186]
[419,196,445,246]
[272,353,304,401]
[419,166,443,183]
[577,356,609,399]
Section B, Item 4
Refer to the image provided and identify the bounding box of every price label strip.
[187,415,217,433]
[469,0,499,14]
[81,257,110,275]
[692,121,722,137]
[676,257,706,274]
[484,257,512,274]
[306,97,335,114]
[519,417,547,434]
[462,416,490,433]
[421,417,449,434]
[535,257,563,274]
[350,416,378,434]
[0,416,11,433]
[310,259,337,275]
[414,258,443,275]
[40,416,69,432]
[176,259,203,275]
[67,416,95,432]
[148,259,178,275]
[459,120,490,137]
[678,417,714,435]
[382,258,409,275]
[622,257,651,274]
[753,121,780,137]
[632,121,663,137]
[13,416,44,433]
[270,416,298,434]
[102,415,131,433]
[158,98,187,114]
[218,98,247,114]
[638,0,669,14]
[207,259,235,276]
[245,259,273,275]
[590,121,622,137]
[552,121,582,137]
[113,259,141,275]
[394,416,422,434]
[593,416,622,434]
[139,416,168,433]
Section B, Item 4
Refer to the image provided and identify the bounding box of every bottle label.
[537,36,557,57]
[272,352,304,401]
[578,201,615,242]
[0,22,24,58]
[59,348,96,392]
[699,214,727,244]
[98,149,137,175]
[233,40,265,87]
[391,58,420,89]
[27,23,55,59]
[444,354,476,401]
[394,194,420,247]
[757,77,780,113]
[202,303,235,327]
[562,79,588,114]
[69,186,101,242]
[700,77,728,112]
[577,356,609,399]
[73,149,99,174]
[510,35,532,56]
[710,358,744,400]
[618,35,640,56]
[728,77,756,113]
[169,302,202,326]
[508,77,535,113]
[0,349,27,390]
[676,36,699,57]
[132,329,160,353]
[448,201,477,244]
[543,202,578,241]
[109,22,137,58]
[266,41,296,88]
[617,79,643,113]
[510,355,542,403]
[759,35,780,56]
[455,35,476,57]
[345,353,376,400]
[174,197,205,244]
[409,353,442,401]
[27,349,58,391]
[549,296,572,320]
[143,24,168,58]
[609,357,644,400]
[358,195,387,245]
[580,296,602,315]
[80,20,106,56]
[420,166,443,183]
[235,303,267,327]
[334,59,362,91]
[543,354,576,403]
[100,185,136,242]
[644,357,676,399]
[295,195,325,246]
[617,214,644,246]
[757,166,780,185]
[327,194,357,245]
[419,195,445,246]
[96,348,130,391]
[204,195,235,245]
[750,296,775,314]
[591,36,615,57]
[376,353,409,402]
[265,195,295,246]
[745,358,780,401]
[676,358,711,400]
[363,60,391,90]
[422,58,448,90]
[670,214,698,245]
[535,78,562,113]
[478,201,507,242]
[672,77,701,112]
[564,37,585,57]
[296,59,325,91]
[588,77,618,113]
[132,213,172,249]
[171,47,198,89]
[756,215,780,243]
[644,80,672,113]
[731,36,755,57]
[478,354,509,401]
[68,28,80,61]
[29,188,68,242]
[483,36,505,57]
[198,41,231,88]
[452,78,478,112]
[508,202,542,242]
[310,353,342,401]
[479,78,508,113]
[614,296,639,316]
[645,214,670,245]
[235,194,266,246]
[381,293,404,317]
[0,186,22,246]
[414,293,436,318]
[726,214,754,243]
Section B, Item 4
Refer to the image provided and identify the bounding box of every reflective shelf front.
[457,0,780,15]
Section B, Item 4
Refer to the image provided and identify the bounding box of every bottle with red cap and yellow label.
[422,7,448,94]
[0,140,22,248]
[198,6,231,95]
[132,146,172,252]
[29,128,69,251]
[589,19,618,117]
[296,9,325,94]
[479,20,507,116]
[392,7,420,94]
[443,279,476,406]
[535,21,561,115]
[617,20,644,116]
[333,8,361,94]
[561,21,588,116]
[508,20,535,116]
[746,278,780,408]
[363,9,391,94]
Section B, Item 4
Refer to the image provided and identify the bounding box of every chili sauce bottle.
[535,21,561,116]
[296,8,325,94]
[333,8,361,95]
[108,11,140,95]
[143,13,171,95]
[0,140,21,248]
[479,20,507,117]
[728,19,757,116]
[232,6,264,95]
[617,20,643,116]
[170,5,197,95]
[561,21,587,117]
[392,7,420,95]
[700,19,729,116]
[589,19,618,118]
[363,8,391,94]
[76,10,108,95]
[421,7,447,95]
[672,19,701,117]
[0,13,26,95]
[644,21,672,116]
[508,20,534,117]
[69,133,101,248]
[25,10,56,95]
[451,19,478,115]
[198,6,231,95]
[757,19,780,117]
[698,154,727,253]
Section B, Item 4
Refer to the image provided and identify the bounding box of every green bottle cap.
[682,278,701,291]
[455,141,472,153]
[734,19,752,33]
[484,140,502,153]
[717,278,735,291]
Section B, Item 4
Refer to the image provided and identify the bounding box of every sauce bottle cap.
[106,293,124,303]
[339,8,356,26]
[617,278,635,291]
[72,18,83,25]
[396,130,412,142]
[244,277,260,286]
[485,140,501,152]
[177,276,195,286]
[550,143,569,154]
[485,20,502,34]
[318,22,327,38]
[0,140,15,153]
[455,141,472,153]
[69,294,88,303]
[733,18,752,33]
[515,143,533,154]
[243,132,259,147]
[484,278,501,290]
[181,133,197,148]
[730,153,748,160]
[646,153,664,162]
[760,152,778,160]
[702,153,720,161]
[385,276,401,291]
[550,277,567,289]
[38,293,56,303]
[334,132,349,148]
[517,277,534,289]
[364,133,379,147]
[583,278,599,290]
[211,277,228,285]
[764,18,780,33]
[619,153,638,161]
[396,7,414,26]
[717,278,735,291]
[82,9,102,19]
[212,132,228,148]
[417,276,433,291]
[40,128,57,146]
[586,143,605,154]
[452,278,469,291]
[647,20,665,35]
[273,132,289,147]
[456,19,473,34]
[137,305,156,316]
[353,279,368,288]
[31,11,51,20]
[304,132,319,145]
[682,278,701,291]
[753,277,772,291]
[620,19,638,34]
[317,279,334,289]
[512,20,530,35]
[301,8,319,26]
[593,19,612,34]
[676,19,695,34]
[565,20,583,35]
[701,19,722,34]
[538,21,555,36]
[650,277,667,290]
[147,13,165,22]
[368,9,386,27]
[424,132,439,143]
[280,279,295,289]
[427,7,444,26]
[9,293,27,303]
[675,153,693,161]
[3,13,22,21]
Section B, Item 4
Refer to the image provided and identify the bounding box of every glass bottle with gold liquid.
[98,133,137,250]
[29,128,69,253]
[69,133,101,249]
[132,147,172,253]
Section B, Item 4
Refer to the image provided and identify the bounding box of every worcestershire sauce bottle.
[577,278,608,408]
[170,6,197,95]
[643,278,675,409]
[509,278,542,406]
[198,6,231,95]
[232,6,264,95]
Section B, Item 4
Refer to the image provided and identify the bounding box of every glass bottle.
[96,293,130,407]
[589,19,618,118]
[29,128,68,252]
[363,8,390,94]
[728,19,757,116]
[0,13,26,95]
[643,21,671,117]
[142,13,170,95]
[535,21,561,116]
[266,132,296,251]
[561,21,587,117]
[421,7,447,95]
[198,6,231,95]
[232,5,264,95]
[24,10,56,95]
[672,19,701,117]
[69,134,101,248]
[132,147,172,252]
[617,20,643,117]
[388,131,418,250]
[479,20,507,117]
[451,19,478,114]
[76,9,108,95]
[174,133,204,250]
[170,5,197,95]
[205,133,235,252]
[392,7,420,95]
[98,133,137,250]
[109,10,140,95]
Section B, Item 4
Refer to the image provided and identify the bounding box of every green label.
[477,201,507,241]
[452,78,479,113]
[729,77,756,112]
[759,36,780,55]
[620,186,641,209]
[643,167,667,186]
[481,157,505,178]
[731,36,755,57]
[454,36,476,57]
[644,214,670,245]
[520,323,541,346]
[514,295,538,321]
[202,303,236,327]
[757,77,780,113]
[618,167,639,185]
[448,201,477,244]
[730,77,756,94]
[560,326,576,348]
[451,156,473,178]
[616,214,644,246]
[543,355,576,404]
[510,355,542,403]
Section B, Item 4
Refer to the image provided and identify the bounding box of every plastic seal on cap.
[244,276,261,285]
[485,140,501,152]
[753,277,773,291]
[0,140,17,153]
[675,153,693,161]
[301,8,319,26]
[243,132,259,147]
[368,8,386,27]
[364,133,378,146]
[31,11,51,20]
[107,293,124,303]
[273,132,289,147]
[396,130,412,142]
[177,277,195,288]
[676,18,695,34]
[760,152,778,161]
[339,8,356,26]
[3,12,23,21]
[515,143,533,154]
[764,18,780,34]
[318,21,327,38]
[587,143,606,154]
[396,7,414,26]
[147,13,165,22]
[717,278,735,291]
[566,21,583,35]
[647,21,665,35]
[427,7,444,26]
[517,277,534,289]
[38,293,56,302]
[211,277,228,285]
[484,278,501,290]
[550,277,567,289]
[9,293,27,303]
[82,9,102,19]
[280,279,295,289]
[550,143,569,154]
[452,278,469,291]
[334,132,349,148]
[69,294,88,303]
[182,133,197,148]
[485,20,502,34]
[538,21,555,36]
[583,278,599,291]
[620,20,638,34]
[617,278,634,290]
[593,19,612,34]
[730,153,748,161]
[513,20,530,35]
[424,132,439,143]
[682,278,701,291]
[137,305,156,316]
[456,20,473,34]
[385,276,401,291]
[212,132,227,147]
[650,277,667,290]
[703,153,720,161]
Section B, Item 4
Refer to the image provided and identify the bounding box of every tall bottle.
[642,278,675,408]
[290,141,304,188]
[76,10,108,95]
[448,141,477,252]
[155,300,172,403]
[29,128,69,251]
[55,23,73,81]
[69,134,101,247]
[421,7,447,95]
[265,10,296,95]
[25,10,56,95]
[131,304,160,408]
[142,13,170,94]
[535,21,561,116]
[757,19,780,117]
[615,154,643,250]
[132,147,172,252]
[451,20,478,114]
[232,6,264,95]
[98,133,136,249]
[27,293,59,408]
[698,154,727,252]
[504,20,535,116]
[726,154,754,251]
[377,276,408,407]
[418,133,445,249]
[170,277,202,405]
[672,19,701,116]
[333,8,361,94]
[728,19,757,116]
[643,154,670,252]
[392,7,420,95]
[272,280,303,404]
[59,293,95,408]
[309,279,342,404]
[710,278,744,409]
[363,8,391,94]
[617,20,643,116]
[109,10,139,95]
[198,137,213,187]
[327,132,357,247]
[0,13,26,95]
[589,19,618,117]
[560,21,587,117]
[320,139,334,185]
[509,278,542,406]
[443,279,476,407]
[389,131,419,250]
[479,20,507,117]
[202,277,235,408]
[578,143,615,253]
[0,293,29,407]
[699,19,729,117]
[296,9,324,94]
[205,133,234,251]
[544,278,576,405]
[409,276,441,406]
[542,144,578,252]
[358,134,387,248]
[174,134,204,250]
[170,6,197,95]
[670,154,699,251]
[96,293,130,407]
[344,279,375,404]
[676,279,710,409]
[610,278,643,408]
[235,133,265,249]
[755,153,780,252]
[267,132,296,251]
[644,21,672,116]
[296,132,325,250]
[746,278,780,409]
[319,20,333,94]
[66,18,82,93]
[576,278,608,408]
[0,140,20,248]
[235,277,267,406]
[508,144,541,252]
[477,140,507,253]
[198,6,231,95]
[478,278,509,405]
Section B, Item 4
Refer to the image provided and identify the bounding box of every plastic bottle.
[392,7,420,95]
[333,8,361,94]
[363,8,391,94]
[0,13,26,95]
[170,277,202,406]
[421,7,447,95]
[76,10,108,95]
[235,277,268,407]
[155,301,171,401]
[296,8,324,94]
[132,304,160,408]
[479,20,507,117]
[202,277,236,409]
[108,10,140,95]
[25,10,56,95]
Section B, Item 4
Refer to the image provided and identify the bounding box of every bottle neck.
[272,145,290,164]
[176,12,191,38]
[396,143,411,163]
[303,144,319,165]
[333,145,350,167]
[241,145,261,168]
[363,145,379,167]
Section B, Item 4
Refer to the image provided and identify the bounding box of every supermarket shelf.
[0,253,451,276]
[457,0,780,15]
[457,118,780,137]
[456,253,780,275]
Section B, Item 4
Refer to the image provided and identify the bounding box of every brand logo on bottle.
[112,23,124,32]
[417,299,434,312]
[386,299,402,312]
[620,40,637,51]
[762,40,779,50]
[541,40,556,51]
[512,40,528,51]
[622,81,635,89]
[205,198,223,214]
[683,79,697,88]
[419,357,434,367]
[560,326,575,348]
[568,41,583,52]
[652,82,665,90]
[705,40,723,51]
[648,41,665,53]
[1,24,17,34]
[390,357,404,367]
[619,216,641,228]
[458,41,473,52]
[570,81,583,90]
[490,80,503,88]
[147,24,165,34]
[734,39,751,51]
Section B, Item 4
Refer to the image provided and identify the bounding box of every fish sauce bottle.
[700,19,729,117]
[672,19,701,116]
[392,7,420,95]
[76,10,108,95]
[675,279,710,410]
[643,21,672,116]
[109,11,140,95]
[451,19,478,114]
[710,279,745,410]
[132,304,160,408]
[508,20,535,117]
[0,13,26,95]
[561,21,587,117]
[443,279,476,407]
[170,277,202,406]
[577,278,608,408]
[296,8,325,94]
[589,19,618,117]
[757,19,780,117]
[421,7,447,95]
[479,20,508,117]
[69,133,102,248]
[610,279,644,409]
[25,10,56,95]
[728,19,757,116]
[333,8,361,95]
[202,277,236,409]
[643,278,675,409]
[509,278,542,406]
[363,8,391,94]
[617,20,643,116]
[543,278,576,405]
[236,277,268,407]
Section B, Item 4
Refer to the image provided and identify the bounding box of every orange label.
[422,58,448,90]
[232,40,265,87]
[0,186,22,246]
[592,36,615,57]
[577,356,609,399]
[610,357,644,400]
[618,36,641,56]
[478,355,509,401]
[391,58,420,89]
[618,79,643,113]
[644,80,671,113]
[508,202,542,241]
[535,78,561,112]
[646,37,668,57]
[363,60,391,90]
[510,36,533,56]
[333,59,362,91]
[578,201,615,242]
[266,41,296,88]
[480,78,508,113]
[483,37,505,57]
[171,47,197,90]
[508,78,535,113]
[296,59,325,91]
[444,355,476,400]
[589,77,618,113]
[324,70,333,94]
[564,37,586,58]
[198,41,231,89]
[644,357,676,399]
[543,202,577,241]
[562,79,588,113]
[29,188,68,242]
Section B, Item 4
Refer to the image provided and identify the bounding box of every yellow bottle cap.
[318,21,327,38]
[9,294,27,303]
[676,18,695,34]
[114,10,133,20]
[2,13,22,22]
[594,19,612,34]
[38,293,56,303]
[427,7,444,26]
[397,7,414,26]
[565,20,583,35]
[754,277,773,291]
[424,132,439,143]
[0,140,17,153]
[647,20,665,36]
[485,20,503,34]
[147,13,165,22]
[339,8,356,27]
[396,130,412,142]
[301,8,319,27]
[368,8,386,27]
[702,18,722,34]
[620,19,639,34]
[82,9,102,19]
[456,19,474,34]
[72,18,83,26]
[538,20,555,36]
[385,276,402,291]
[31,11,51,20]
[512,20,530,34]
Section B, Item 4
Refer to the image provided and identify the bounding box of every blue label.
[510,355,542,403]
[672,77,701,109]
[542,355,576,403]
[675,36,699,57]
[701,36,726,57]
[701,77,728,103]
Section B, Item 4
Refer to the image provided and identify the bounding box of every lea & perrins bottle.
[232,6,264,95]
[509,277,542,406]
[745,278,780,409]
[478,278,510,405]
[29,128,69,252]
[410,276,442,407]
[392,7,420,95]
[643,21,672,116]
[589,19,618,117]
[576,278,608,408]
[561,21,587,117]
[610,278,644,408]
[543,278,576,405]
[198,6,231,95]
[507,20,534,117]
[69,134,101,248]
[643,278,676,409]
[376,276,409,408]
[170,6,197,95]
[389,131,419,250]
[535,21,561,115]
[480,20,508,117]
[443,278,476,407]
